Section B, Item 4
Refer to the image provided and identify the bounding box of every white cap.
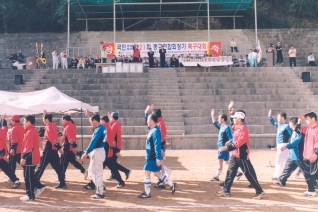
[231,111,245,119]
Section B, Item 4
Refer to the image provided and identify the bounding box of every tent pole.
[81,109,84,164]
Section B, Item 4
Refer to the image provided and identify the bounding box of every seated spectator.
[238,55,246,67]
[9,50,17,62]
[118,55,124,63]
[187,53,192,59]
[194,54,200,60]
[178,55,184,67]
[129,56,133,63]
[138,57,143,63]
[170,54,179,67]
[17,49,24,63]
[95,55,101,64]
[70,56,78,69]
[153,57,159,68]
[230,38,238,52]
[125,56,129,63]
[77,56,85,69]
[308,53,316,66]
[221,52,226,56]
[143,57,149,67]
[111,55,117,63]
[86,55,94,68]
[232,54,239,67]
[203,51,209,57]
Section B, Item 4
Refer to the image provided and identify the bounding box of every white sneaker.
[83,169,88,180]
[165,167,172,178]
[302,191,316,197]
[20,195,33,201]
[4,178,12,183]
[35,187,46,197]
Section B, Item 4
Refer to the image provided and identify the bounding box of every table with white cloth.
[182,61,233,72]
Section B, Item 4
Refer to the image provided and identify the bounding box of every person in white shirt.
[100,44,107,63]
[178,55,184,67]
[288,45,296,68]
[248,49,254,67]
[60,49,68,69]
[308,53,316,66]
[238,55,246,67]
[52,49,59,69]
[230,38,238,52]
[252,49,258,67]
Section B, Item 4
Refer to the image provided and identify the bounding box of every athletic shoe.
[236,172,243,180]
[248,184,254,188]
[253,192,265,200]
[83,169,88,180]
[216,190,230,197]
[302,191,317,197]
[83,184,94,190]
[210,176,219,181]
[219,182,224,186]
[91,193,104,199]
[115,182,125,188]
[138,192,151,198]
[171,182,177,195]
[267,144,275,149]
[55,183,67,189]
[11,181,21,189]
[106,176,115,181]
[154,181,166,189]
[20,195,33,201]
[4,178,12,183]
[165,167,172,178]
[273,181,285,186]
[125,170,131,180]
[35,186,46,197]
[271,177,279,181]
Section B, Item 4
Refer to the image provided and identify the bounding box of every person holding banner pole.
[159,45,166,68]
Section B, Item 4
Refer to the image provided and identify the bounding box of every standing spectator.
[111,55,117,63]
[52,49,59,69]
[60,49,68,69]
[86,55,94,69]
[276,42,283,64]
[100,43,107,63]
[70,56,78,69]
[9,50,17,62]
[252,49,258,67]
[248,49,254,67]
[17,49,24,63]
[159,45,166,68]
[148,48,154,68]
[133,44,141,63]
[308,53,316,66]
[170,55,179,67]
[95,55,101,64]
[230,38,238,52]
[267,46,275,66]
[288,45,297,68]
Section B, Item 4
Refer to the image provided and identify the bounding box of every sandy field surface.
[0,150,317,212]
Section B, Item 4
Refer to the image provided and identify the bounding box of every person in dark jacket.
[148,48,154,68]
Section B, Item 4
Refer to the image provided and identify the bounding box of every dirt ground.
[0,150,317,212]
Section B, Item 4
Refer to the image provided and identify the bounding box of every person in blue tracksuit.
[268,109,293,180]
[81,114,106,199]
[273,117,304,186]
[137,113,177,198]
[210,109,233,181]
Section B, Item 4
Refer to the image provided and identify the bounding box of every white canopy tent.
[0,86,98,115]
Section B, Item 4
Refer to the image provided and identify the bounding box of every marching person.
[216,111,265,199]
[81,114,106,199]
[34,110,66,189]
[5,115,24,183]
[268,109,292,180]
[20,115,45,201]
[60,49,68,69]
[52,49,59,69]
[159,45,166,68]
[138,113,177,198]
[0,118,21,189]
[60,115,87,180]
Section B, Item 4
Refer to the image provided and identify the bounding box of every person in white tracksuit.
[60,49,68,69]
[81,114,106,199]
[268,109,293,180]
[52,49,59,69]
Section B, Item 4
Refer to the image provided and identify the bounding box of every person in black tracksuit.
[34,112,66,189]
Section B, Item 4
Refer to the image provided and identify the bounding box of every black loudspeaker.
[14,75,23,85]
[302,72,310,82]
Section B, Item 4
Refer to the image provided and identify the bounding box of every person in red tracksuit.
[19,115,44,201]
[0,119,21,189]
[34,110,66,189]
[60,115,87,180]
[216,111,265,200]
[6,115,24,183]
[107,112,131,188]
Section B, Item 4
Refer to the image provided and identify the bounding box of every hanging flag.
[257,39,262,64]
